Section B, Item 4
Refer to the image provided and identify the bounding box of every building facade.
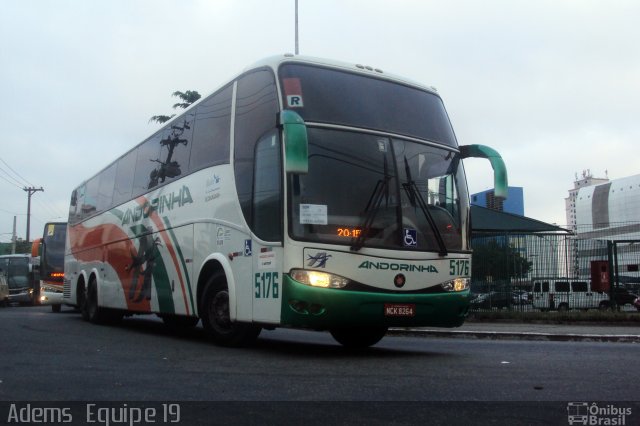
[471,187,524,216]
[573,173,640,282]
[565,170,609,232]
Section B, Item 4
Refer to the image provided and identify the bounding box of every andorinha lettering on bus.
[121,186,194,225]
[6,402,181,425]
[358,260,439,273]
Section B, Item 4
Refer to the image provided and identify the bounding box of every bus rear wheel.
[330,326,388,348]
[200,273,261,347]
[51,304,61,313]
[82,278,116,324]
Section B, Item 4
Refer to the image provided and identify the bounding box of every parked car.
[610,288,640,310]
[470,291,512,310]
[512,290,530,305]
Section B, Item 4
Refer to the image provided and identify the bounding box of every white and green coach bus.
[64,54,507,347]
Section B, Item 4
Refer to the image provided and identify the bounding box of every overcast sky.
[1,0,638,242]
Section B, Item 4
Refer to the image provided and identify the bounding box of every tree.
[149,90,201,124]
[472,239,532,282]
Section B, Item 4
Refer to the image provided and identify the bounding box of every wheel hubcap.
[210,290,231,331]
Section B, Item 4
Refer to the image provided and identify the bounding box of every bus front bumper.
[39,291,63,306]
[280,275,470,330]
[39,283,64,306]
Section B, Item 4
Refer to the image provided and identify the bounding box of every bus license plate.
[384,303,415,317]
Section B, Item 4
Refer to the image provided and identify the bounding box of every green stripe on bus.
[163,217,196,315]
[129,224,175,314]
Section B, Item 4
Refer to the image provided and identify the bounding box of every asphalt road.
[1,305,639,425]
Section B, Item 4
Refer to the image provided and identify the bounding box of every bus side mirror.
[459,144,508,199]
[280,110,308,174]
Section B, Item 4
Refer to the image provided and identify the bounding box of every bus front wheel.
[330,326,388,348]
[200,273,261,347]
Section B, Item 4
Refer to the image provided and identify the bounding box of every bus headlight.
[290,269,350,289]
[440,278,470,292]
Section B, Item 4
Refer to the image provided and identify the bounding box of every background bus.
[33,222,67,312]
[0,254,37,306]
[64,55,507,347]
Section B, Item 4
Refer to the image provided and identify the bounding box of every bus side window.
[113,149,137,206]
[234,69,279,228]
[69,188,80,224]
[156,112,194,185]
[132,134,162,196]
[97,163,116,212]
[83,176,100,219]
[190,84,233,172]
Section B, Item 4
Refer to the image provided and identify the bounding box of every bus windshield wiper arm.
[403,156,448,257]
[350,176,390,251]
[351,155,391,252]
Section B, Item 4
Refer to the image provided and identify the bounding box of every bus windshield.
[289,128,468,252]
[279,63,457,147]
[4,257,30,289]
[41,223,67,282]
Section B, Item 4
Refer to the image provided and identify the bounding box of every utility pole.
[11,216,17,254]
[295,0,299,55]
[23,186,43,243]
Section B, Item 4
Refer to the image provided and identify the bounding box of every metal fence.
[469,226,640,314]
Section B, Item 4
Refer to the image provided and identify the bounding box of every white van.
[531,279,609,311]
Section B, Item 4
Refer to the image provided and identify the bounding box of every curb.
[388,328,640,343]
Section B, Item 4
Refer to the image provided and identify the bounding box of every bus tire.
[78,282,89,321]
[200,273,261,347]
[599,301,611,312]
[51,304,61,313]
[83,278,109,324]
[330,326,388,348]
[558,303,569,312]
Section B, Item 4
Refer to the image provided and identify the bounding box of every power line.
[0,156,34,187]
[0,172,23,189]
[0,207,24,216]
[33,196,66,221]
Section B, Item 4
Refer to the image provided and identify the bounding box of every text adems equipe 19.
[5,403,181,425]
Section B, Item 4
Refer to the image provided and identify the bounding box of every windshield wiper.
[351,157,390,251]
[403,156,448,257]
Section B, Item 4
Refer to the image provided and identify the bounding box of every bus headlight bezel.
[440,277,470,292]
[290,269,350,289]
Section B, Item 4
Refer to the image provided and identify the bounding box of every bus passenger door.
[250,131,283,324]
[252,243,282,324]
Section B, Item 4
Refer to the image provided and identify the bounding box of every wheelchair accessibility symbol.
[403,228,417,247]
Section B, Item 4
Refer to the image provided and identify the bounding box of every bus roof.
[246,54,440,96]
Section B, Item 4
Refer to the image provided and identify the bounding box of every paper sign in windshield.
[299,204,327,225]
